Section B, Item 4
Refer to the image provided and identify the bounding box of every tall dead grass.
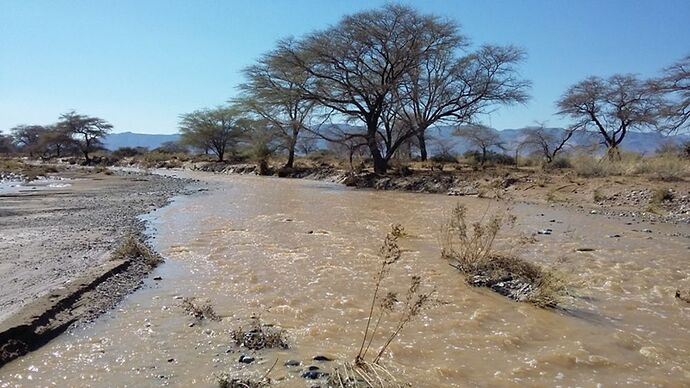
[570,153,689,180]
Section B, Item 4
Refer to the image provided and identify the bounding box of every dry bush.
[355,226,435,368]
[217,375,269,388]
[181,297,220,322]
[628,155,689,181]
[439,204,515,271]
[0,158,24,172]
[111,235,163,266]
[327,360,407,388]
[570,154,621,177]
[441,204,567,308]
[231,317,288,350]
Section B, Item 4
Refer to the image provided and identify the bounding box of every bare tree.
[655,54,690,132]
[556,75,660,158]
[454,124,504,166]
[57,111,113,164]
[238,40,319,169]
[282,4,460,174]
[400,45,530,161]
[179,106,243,162]
[519,124,578,163]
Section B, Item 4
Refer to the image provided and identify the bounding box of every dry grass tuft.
[217,375,269,388]
[111,235,163,266]
[231,317,288,350]
[327,360,408,388]
[181,297,220,322]
[441,204,567,308]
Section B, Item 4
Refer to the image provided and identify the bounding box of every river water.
[1,172,689,387]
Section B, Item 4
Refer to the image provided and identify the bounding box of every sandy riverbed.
[0,170,190,323]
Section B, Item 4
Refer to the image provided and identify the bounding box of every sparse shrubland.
[440,204,567,308]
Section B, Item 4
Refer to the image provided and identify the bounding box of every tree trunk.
[366,119,387,175]
[606,145,621,161]
[417,131,428,161]
[370,145,387,175]
[284,137,296,169]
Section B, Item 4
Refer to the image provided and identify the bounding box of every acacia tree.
[57,111,113,164]
[518,125,578,164]
[283,4,459,174]
[10,125,45,156]
[556,75,661,158]
[655,54,690,132]
[179,106,243,162]
[400,44,530,161]
[36,125,76,159]
[0,133,15,154]
[454,124,504,166]
[238,40,318,169]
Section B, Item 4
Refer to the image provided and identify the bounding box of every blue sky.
[1,0,689,134]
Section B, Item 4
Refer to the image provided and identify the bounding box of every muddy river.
[1,172,689,387]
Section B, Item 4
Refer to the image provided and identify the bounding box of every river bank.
[180,160,690,225]
[0,168,192,365]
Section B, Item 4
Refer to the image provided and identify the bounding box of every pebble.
[239,355,255,364]
[302,370,326,379]
[284,360,301,367]
[313,355,333,362]
[538,229,552,235]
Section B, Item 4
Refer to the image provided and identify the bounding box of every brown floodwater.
[1,172,689,387]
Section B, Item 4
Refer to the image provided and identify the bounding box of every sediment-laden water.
[1,173,688,387]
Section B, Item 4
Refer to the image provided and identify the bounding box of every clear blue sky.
[1,0,689,134]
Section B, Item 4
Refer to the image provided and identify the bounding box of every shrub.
[111,235,163,266]
[645,156,688,181]
[181,297,220,321]
[546,157,572,170]
[429,152,458,164]
[463,150,515,167]
[440,204,567,308]
[231,317,288,350]
[571,154,620,177]
[112,147,145,158]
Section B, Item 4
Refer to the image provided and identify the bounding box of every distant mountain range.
[103,128,689,155]
[103,132,180,150]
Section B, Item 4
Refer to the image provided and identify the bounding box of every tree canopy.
[179,106,245,162]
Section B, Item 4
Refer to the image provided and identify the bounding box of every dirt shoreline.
[0,168,192,366]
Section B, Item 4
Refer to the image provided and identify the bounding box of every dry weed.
[231,317,288,350]
[181,297,221,322]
